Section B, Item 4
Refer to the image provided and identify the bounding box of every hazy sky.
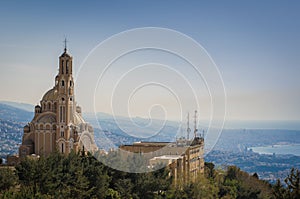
[0,1,299,121]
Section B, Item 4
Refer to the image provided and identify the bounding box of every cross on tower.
[63,37,68,52]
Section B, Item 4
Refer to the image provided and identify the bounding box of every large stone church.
[19,46,98,157]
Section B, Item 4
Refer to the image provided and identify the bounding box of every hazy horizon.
[1,100,300,131]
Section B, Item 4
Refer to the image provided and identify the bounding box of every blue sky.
[0,1,299,121]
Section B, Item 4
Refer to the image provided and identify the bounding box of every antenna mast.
[187,112,191,140]
[194,110,198,138]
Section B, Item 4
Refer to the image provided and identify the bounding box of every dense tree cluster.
[273,168,300,199]
[0,151,299,199]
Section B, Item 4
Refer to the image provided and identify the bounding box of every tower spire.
[64,37,67,52]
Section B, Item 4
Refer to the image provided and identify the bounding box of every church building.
[19,45,98,157]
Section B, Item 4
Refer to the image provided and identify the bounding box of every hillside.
[0,103,33,123]
[1,151,299,198]
[0,101,34,112]
[0,103,33,159]
[0,101,300,183]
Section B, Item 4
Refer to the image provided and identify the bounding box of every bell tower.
[18,41,98,159]
[56,39,75,153]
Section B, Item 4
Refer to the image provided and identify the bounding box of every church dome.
[37,114,56,123]
[42,88,58,101]
[74,112,85,125]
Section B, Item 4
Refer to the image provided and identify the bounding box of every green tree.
[225,166,240,181]
[81,152,110,198]
[114,178,133,199]
[15,156,41,194]
[272,179,287,199]
[222,165,271,199]
[15,150,111,198]
[205,162,216,179]
[45,151,91,198]
[219,179,238,198]
[253,172,259,179]
[122,166,172,199]
[166,188,189,199]
[284,168,300,199]
[105,188,121,199]
[191,175,219,199]
[0,167,17,192]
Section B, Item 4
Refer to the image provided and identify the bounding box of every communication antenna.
[194,110,198,138]
[187,112,191,140]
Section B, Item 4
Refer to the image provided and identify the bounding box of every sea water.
[250,144,300,156]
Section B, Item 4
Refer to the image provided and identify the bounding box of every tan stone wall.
[120,141,205,184]
[119,145,165,153]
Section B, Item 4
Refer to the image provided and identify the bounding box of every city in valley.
[1,99,300,183]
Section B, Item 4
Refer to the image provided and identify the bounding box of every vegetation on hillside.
[0,151,299,199]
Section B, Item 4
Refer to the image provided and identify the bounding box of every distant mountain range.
[0,101,35,112]
[0,102,33,123]
[0,101,181,147]
[1,101,299,150]
[0,101,180,133]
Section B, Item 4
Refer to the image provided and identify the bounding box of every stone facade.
[19,47,97,158]
[120,137,204,184]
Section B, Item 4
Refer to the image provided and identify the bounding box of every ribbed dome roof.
[37,114,56,123]
[74,112,85,125]
[42,88,58,101]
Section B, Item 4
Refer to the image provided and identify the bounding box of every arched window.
[46,124,50,130]
[47,102,51,110]
[70,80,72,86]
[61,143,64,153]
[66,60,69,74]
[61,80,65,87]
[61,60,64,74]
[60,106,62,122]
[53,102,57,112]
[59,106,65,123]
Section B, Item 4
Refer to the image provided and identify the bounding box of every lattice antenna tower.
[194,110,198,138]
[187,112,191,140]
